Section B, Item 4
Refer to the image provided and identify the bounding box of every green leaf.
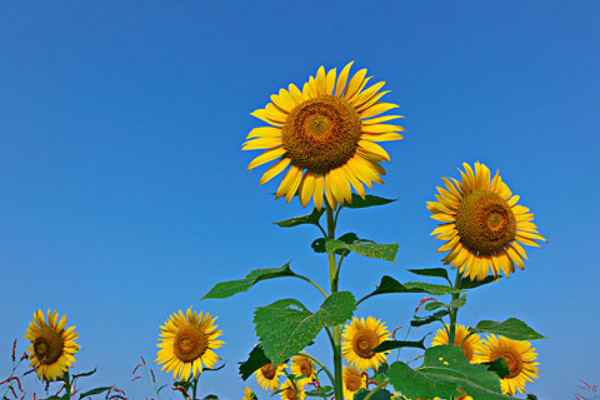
[254,292,356,364]
[410,310,450,327]
[311,238,327,253]
[424,295,467,311]
[407,267,450,282]
[357,276,463,305]
[72,367,97,378]
[305,386,334,397]
[202,395,219,400]
[461,275,501,289]
[372,337,427,352]
[78,387,113,399]
[469,318,545,340]
[354,389,392,400]
[483,357,510,379]
[239,345,272,381]
[389,345,513,400]
[273,208,325,228]
[326,240,399,262]
[314,233,360,255]
[344,194,397,209]
[202,262,299,300]
[371,363,390,383]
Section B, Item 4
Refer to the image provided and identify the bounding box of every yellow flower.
[279,379,306,400]
[428,161,547,281]
[24,309,80,381]
[243,62,404,210]
[156,307,224,380]
[242,387,255,400]
[254,362,287,392]
[431,324,485,363]
[342,366,366,400]
[342,316,391,371]
[478,335,540,395]
[290,353,316,383]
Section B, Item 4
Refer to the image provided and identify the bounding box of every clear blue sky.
[1,1,598,399]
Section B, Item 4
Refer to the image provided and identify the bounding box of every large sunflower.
[24,309,80,381]
[279,379,306,400]
[342,366,366,400]
[254,362,287,392]
[342,316,391,371]
[431,324,485,363]
[243,62,404,210]
[478,335,540,395]
[428,161,547,280]
[156,307,224,380]
[290,353,316,383]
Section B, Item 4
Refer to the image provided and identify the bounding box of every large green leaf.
[483,357,510,379]
[344,194,397,209]
[312,233,360,255]
[357,276,463,305]
[239,345,271,381]
[78,387,113,400]
[424,295,467,311]
[460,275,501,289]
[254,292,356,364]
[372,337,427,352]
[469,318,545,340]
[201,263,298,300]
[273,208,325,228]
[410,310,450,327]
[354,389,392,400]
[389,345,514,400]
[326,240,399,262]
[407,267,450,282]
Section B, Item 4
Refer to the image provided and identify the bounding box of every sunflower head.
[342,316,391,372]
[290,353,316,383]
[24,309,80,381]
[254,362,287,392]
[242,387,256,400]
[342,366,366,400]
[479,334,540,395]
[279,379,306,400]
[243,62,405,210]
[431,324,485,363]
[428,161,547,281]
[156,307,224,380]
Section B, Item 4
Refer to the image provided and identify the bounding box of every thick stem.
[192,375,198,400]
[448,270,463,346]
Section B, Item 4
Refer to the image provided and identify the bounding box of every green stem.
[297,353,336,389]
[363,379,389,400]
[296,275,329,299]
[63,371,72,400]
[448,271,463,346]
[192,375,198,400]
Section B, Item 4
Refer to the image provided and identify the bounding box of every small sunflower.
[342,316,391,371]
[243,62,404,210]
[479,335,540,395]
[290,353,316,383]
[242,387,256,400]
[431,324,485,363]
[156,307,224,380]
[342,366,366,400]
[428,161,547,281]
[279,379,306,400]
[24,309,80,381]
[254,362,287,392]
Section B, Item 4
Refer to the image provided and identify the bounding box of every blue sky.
[1,1,598,399]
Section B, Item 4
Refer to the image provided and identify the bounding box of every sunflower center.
[33,328,63,365]
[285,387,298,400]
[282,94,362,175]
[345,375,362,392]
[459,341,474,362]
[455,189,517,255]
[173,328,208,363]
[493,347,523,379]
[352,329,379,359]
[300,362,312,377]
[260,363,279,380]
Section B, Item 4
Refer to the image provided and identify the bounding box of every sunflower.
[342,316,391,371]
[342,366,366,400]
[279,379,306,400]
[427,161,547,281]
[242,387,256,400]
[24,309,80,381]
[254,362,287,392]
[156,307,224,380]
[431,324,485,363]
[290,353,316,383]
[243,62,404,210]
[478,335,540,395]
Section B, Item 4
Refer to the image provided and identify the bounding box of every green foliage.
[357,276,463,305]
[312,233,360,255]
[410,310,450,327]
[372,337,427,352]
[388,345,513,400]
[424,295,467,311]
[305,386,334,397]
[460,275,501,289]
[469,318,545,340]
[239,345,271,381]
[273,208,325,228]
[78,387,113,400]
[483,357,510,379]
[71,367,97,378]
[407,267,450,282]
[354,388,392,400]
[326,240,399,262]
[201,263,298,300]
[344,194,397,209]
[254,292,356,364]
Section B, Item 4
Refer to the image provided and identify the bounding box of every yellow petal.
[335,61,354,97]
[288,83,304,104]
[361,123,405,134]
[357,140,391,162]
[362,115,404,125]
[242,136,282,150]
[315,66,326,96]
[347,76,372,103]
[341,164,365,199]
[246,126,282,140]
[259,158,291,184]
[359,102,400,119]
[250,109,283,127]
[361,132,404,142]
[299,173,316,207]
[313,175,325,210]
[325,68,337,95]
[357,90,391,113]
[343,68,368,100]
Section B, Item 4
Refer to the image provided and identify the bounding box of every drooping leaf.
[239,345,271,380]
[78,387,113,399]
[254,292,356,364]
[202,395,219,400]
[354,388,392,400]
[410,310,450,327]
[305,386,334,397]
[326,240,399,262]
[424,295,467,311]
[273,208,325,228]
[202,262,298,300]
[357,276,463,305]
[407,267,450,282]
[72,367,97,378]
[483,357,510,379]
[312,233,359,254]
[460,275,501,289]
[469,318,545,340]
[372,337,427,353]
[344,194,397,209]
[388,345,514,400]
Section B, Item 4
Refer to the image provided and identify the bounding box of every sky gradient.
[1,1,599,399]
